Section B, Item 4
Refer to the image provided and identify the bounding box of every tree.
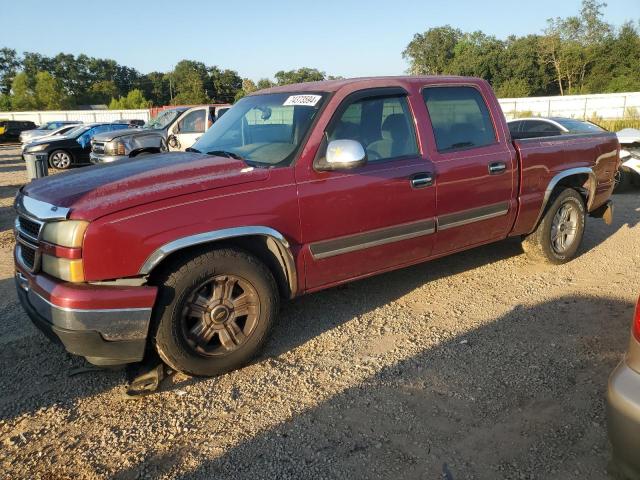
[138,71,170,106]
[10,72,37,110]
[34,71,67,109]
[170,60,209,104]
[274,68,325,85]
[496,78,531,98]
[209,67,242,103]
[87,80,118,105]
[109,89,151,109]
[0,93,11,110]
[448,31,505,85]
[256,78,275,90]
[402,26,462,75]
[541,0,611,94]
[0,48,20,95]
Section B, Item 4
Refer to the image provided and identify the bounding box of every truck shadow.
[112,294,632,480]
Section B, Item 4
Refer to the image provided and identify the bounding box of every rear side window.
[422,86,496,152]
[521,121,561,134]
[327,95,418,162]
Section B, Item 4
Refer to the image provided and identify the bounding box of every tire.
[522,188,586,264]
[48,149,72,169]
[151,248,279,377]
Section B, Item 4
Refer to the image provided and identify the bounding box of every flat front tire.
[151,248,279,377]
[522,188,586,264]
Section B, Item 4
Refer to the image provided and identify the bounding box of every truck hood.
[92,128,161,142]
[21,152,269,221]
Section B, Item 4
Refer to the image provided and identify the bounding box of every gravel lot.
[0,143,639,479]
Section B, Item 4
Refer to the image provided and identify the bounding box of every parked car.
[21,122,133,169]
[0,120,37,142]
[113,119,145,127]
[19,120,81,144]
[615,128,640,190]
[20,124,84,152]
[507,116,605,139]
[608,294,640,479]
[14,76,618,375]
[90,129,167,164]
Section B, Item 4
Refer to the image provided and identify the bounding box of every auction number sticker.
[283,94,322,107]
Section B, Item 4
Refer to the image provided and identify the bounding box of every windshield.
[191,92,326,166]
[144,110,182,129]
[555,118,605,133]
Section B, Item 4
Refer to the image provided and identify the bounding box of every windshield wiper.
[206,150,245,161]
[185,147,201,153]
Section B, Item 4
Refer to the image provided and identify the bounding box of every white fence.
[0,109,150,124]
[2,92,640,125]
[498,92,640,120]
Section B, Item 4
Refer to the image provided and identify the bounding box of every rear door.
[297,88,437,290]
[420,85,517,255]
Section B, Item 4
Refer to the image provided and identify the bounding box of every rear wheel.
[522,188,586,264]
[48,150,72,169]
[151,248,279,377]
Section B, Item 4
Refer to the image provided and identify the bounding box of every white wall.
[2,92,640,124]
[498,92,640,120]
[0,109,150,124]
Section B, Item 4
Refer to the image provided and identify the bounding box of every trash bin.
[25,154,48,181]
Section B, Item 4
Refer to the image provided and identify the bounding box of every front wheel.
[151,248,279,377]
[48,150,72,169]
[522,188,586,264]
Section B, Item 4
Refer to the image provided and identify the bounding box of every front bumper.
[607,355,640,477]
[90,152,128,164]
[15,266,157,366]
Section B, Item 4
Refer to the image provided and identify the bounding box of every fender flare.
[534,167,597,227]
[138,226,298,297]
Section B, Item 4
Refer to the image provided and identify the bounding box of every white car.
[19,121,82,144]
[616,128,640,190]
[20,124,83,151]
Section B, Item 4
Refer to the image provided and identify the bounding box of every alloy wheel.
[51,151,71,169]
[180,274,260,356]
[550,202,578,254]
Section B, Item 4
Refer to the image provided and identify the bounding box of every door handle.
[410,172,433,188]
[488,162,507,175]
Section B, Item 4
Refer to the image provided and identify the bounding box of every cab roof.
[252,75,479,95]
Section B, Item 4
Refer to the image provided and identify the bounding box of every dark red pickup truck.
[14,76,618,376]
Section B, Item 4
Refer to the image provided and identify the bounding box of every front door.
[297,90,437,290]
[420,85,517,255]
[170,108,208,151]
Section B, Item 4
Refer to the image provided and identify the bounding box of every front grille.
[18,216,41,240]
[20,244,36,269]
[15,214,44,272]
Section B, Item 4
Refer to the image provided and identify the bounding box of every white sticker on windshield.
[283,94,322,107]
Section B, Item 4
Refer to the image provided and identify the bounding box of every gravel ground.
[0,143,639,479]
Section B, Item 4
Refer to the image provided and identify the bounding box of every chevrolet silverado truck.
[14,76,618,376]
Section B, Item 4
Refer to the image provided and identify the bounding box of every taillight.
[634,295,640,342]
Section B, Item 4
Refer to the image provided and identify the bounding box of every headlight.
[25,143,48,152]
[42,255,84,282]
[40,220,89,282]
[105,141,126,156]
[41,220,88,247]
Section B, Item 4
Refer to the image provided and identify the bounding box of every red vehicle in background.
[14,76,618,376]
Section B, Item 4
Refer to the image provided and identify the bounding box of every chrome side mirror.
[316,139,367,171]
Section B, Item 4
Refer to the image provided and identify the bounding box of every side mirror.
[316,139,367,171]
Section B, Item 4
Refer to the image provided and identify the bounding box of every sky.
[1,0,638,80]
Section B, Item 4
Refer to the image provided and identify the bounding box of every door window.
[326,95,418,162]
[178,110,206,133]
[422,87,496,152]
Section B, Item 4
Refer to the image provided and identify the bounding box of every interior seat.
[367,114,410,159]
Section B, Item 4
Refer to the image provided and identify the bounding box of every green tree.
[0,93,11,110]
[171,60,209,104]
[496,78,531,98]
[87,80,118,105]
[274,68,325,85]
[108,89,151,109]
[138,71,170,106]
[256,78,275,89]
[402,26,462,75]
[34,71,67,109]
[0,48,20,95]
[10,72,37,110]
[209,67,242,103]
[448,31,505,85]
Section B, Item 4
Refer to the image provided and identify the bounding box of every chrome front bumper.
[90,152,127,164]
